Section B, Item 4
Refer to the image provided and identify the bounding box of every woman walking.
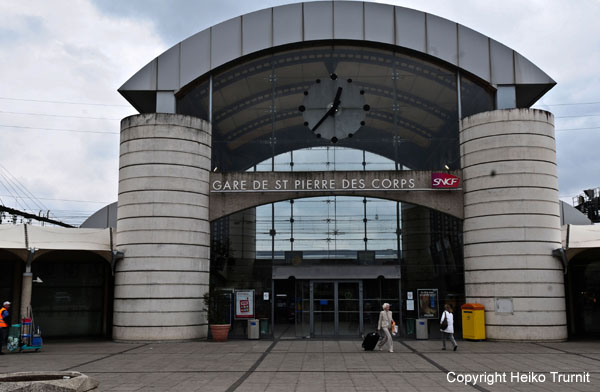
[377,303,394,353]
[440,303,458,351]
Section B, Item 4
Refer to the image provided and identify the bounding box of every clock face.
[299,74,368,143]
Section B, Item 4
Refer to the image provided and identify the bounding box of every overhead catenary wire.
[0,188,112,226]
[0,96,130,107]
[0,182,11,208]
[0,110,122,121]
[0,124,119,134]
[0,167,48,212]
[537,101,600,107]
[0,170,31,212]
[0,165,48,212]
[555,127,600,132]
[0,166,64,222]
[0,194,112,204]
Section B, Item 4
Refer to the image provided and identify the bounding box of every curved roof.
[80,202,117,229]
[119,1,555,113]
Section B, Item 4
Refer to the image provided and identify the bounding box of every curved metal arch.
[209,80,454,127]
[212,124,429,172]
[0,248,28,263]
[216,106,436,150]
[215,110,436,151]
[31,249,113,264]
[209,187,464,222]
[119,1,555,113]
[208,46,458,94]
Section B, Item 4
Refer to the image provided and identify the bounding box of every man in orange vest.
[0,301,10,355]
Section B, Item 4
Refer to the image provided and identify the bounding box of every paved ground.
[1,339,599,391]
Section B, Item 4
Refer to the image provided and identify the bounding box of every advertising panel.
[235,290,255,319]
[417,289,439,318]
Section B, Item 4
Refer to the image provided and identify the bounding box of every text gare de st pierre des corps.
[212,178,417,192]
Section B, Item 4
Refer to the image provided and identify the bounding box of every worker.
[0,301,10,354]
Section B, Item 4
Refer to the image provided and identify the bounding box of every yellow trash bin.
[461,303,486,340]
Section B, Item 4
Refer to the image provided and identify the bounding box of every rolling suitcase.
[362,331,380,351]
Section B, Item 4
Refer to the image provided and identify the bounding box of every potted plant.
[203,289,231,342]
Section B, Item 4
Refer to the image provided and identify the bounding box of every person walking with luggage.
[0,301,10,355]
[440,303,457,351]
[377,303,394,353]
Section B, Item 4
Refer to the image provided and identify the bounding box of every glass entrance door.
[310,280,363,337]
[312,281,335,336]
[338,282,361,336]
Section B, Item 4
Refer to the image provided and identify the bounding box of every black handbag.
[440,312,448,330]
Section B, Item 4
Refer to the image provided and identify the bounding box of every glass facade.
[210,197,463,338]
[256,195,398,258]
[460,74,495,119]
[179,43,495,338]
[178,44,469,172]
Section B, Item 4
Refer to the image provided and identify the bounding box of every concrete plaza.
[1,338,599,391]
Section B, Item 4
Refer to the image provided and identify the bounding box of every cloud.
[1,0,599,225]
[0,0,165,224]
[91,0,296,46]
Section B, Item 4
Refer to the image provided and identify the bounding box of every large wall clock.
[299,73,369,143]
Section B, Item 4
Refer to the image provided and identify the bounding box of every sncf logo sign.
[432,173,460,189]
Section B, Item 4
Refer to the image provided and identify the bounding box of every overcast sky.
[0,0,599,226]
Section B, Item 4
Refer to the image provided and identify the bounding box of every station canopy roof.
[119,1,555,114]
[0,224,113,261]
[561,224,600,260]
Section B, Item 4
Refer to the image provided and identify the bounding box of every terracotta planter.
[209,324,230,342]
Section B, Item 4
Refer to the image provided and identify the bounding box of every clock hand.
[331,87,343,110]
[311,87,343,133]
[311,107,335,132]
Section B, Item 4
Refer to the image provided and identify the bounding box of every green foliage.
[203,289,230,325]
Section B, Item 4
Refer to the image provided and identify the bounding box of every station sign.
[211,171,462,193]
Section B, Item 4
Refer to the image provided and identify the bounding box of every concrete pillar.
[20,273,32,320]
[114,113,211,341]
[460,109,567,341]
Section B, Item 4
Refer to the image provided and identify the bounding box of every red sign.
[432,173,460,189]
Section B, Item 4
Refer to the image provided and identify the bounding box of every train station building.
[1,1,598,342]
